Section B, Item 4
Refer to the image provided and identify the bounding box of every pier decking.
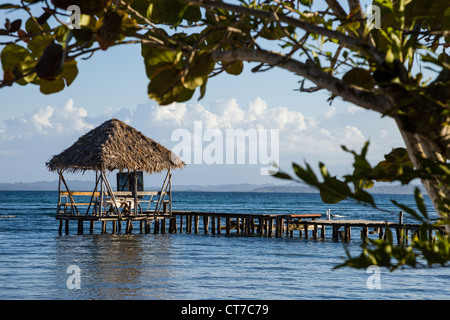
[57,210,445,244]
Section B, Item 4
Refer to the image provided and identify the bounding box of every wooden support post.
[172,217,177,233]
[286,219,290,237]
[344,226,350,241]
[275,219,279,237]
[145,219,150,234]
[112,220,117,234]
[58,220,63,235]
[90,221,94,234]
[154,219,160,234]
[313,224,318,239]
[332,225,338,240]
[77,219,83,234]
[194,215,199,234]
[211,216,216,234]
[243,217,248,234]
[102,221,107,234]
[126,220,132,234]
[236,217,240,234]
[140,220,144,233]
[179,215,183,234]
[304,223,309,239]
[203,216,210,234]
[65,219,69,234]
[187,215,192,233]
[226,216,231,234]
[217,217,221,234]
[321,225,325,239]
[161,219,166,234]
[379,227,384,239]
[268,219,273,237]
[361,226,368,242]
[257,218,262,236]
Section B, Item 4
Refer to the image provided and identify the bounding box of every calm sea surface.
[0,191,448,300]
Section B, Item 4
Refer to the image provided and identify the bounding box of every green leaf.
[183,5,202,22]
[414,187,429,220]
[352,189,376,207]
[320,176,351,204]
[35,42,64,80]
[39,77,65,94]
[198,77,208,101]
[25,17,50,35]
[391,199,425,223]
[21,55,37,83]
[147,0,185,25]
[73,28,95,48]
[1,43,32,70]
[147,65,192,105]
[292,163,319,185]
[131,0,152,22]
[385,226,393,244]
[182,51,215,90]
[27,34,54,57]
[0,4,21,9]
[342,68,375,90]
[96,10,124,50]
[224,61,244,75]
[272,171,293,180]
[175,87,195,103]
[61,60,78,86]
[141,44,176,78]
[299,0,313,7]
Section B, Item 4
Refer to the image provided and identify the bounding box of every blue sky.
[0,4,404,186]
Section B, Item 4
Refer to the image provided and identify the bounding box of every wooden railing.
[57,191,170,216]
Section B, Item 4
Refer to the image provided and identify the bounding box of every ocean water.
[0,190,448,300]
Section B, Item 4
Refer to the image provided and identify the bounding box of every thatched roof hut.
[46,118,185,174]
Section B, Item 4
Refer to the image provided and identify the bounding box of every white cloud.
[1,99,93,141]
[0,96,404,183]
[323,106,336,119]
[347,105,362,114]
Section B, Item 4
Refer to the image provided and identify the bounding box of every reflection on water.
[55,234,178,299]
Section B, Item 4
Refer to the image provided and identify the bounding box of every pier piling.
[56,210,445,245]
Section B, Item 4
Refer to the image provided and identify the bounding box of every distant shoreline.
[0,180,425,195]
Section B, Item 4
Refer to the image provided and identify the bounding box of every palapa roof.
[46,118,185,174]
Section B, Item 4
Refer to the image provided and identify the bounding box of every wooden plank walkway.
[56,210,445,244]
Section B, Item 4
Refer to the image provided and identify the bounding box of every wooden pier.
[57,210,445,244]
[48,119,447,245]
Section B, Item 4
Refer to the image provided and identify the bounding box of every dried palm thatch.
[46,118,185,174]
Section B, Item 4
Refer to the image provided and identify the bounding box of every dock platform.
[56,210,445,244]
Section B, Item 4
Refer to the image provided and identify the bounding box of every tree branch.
[186,0,386,65]
[325,0,347,18]
[211,48,392,114]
